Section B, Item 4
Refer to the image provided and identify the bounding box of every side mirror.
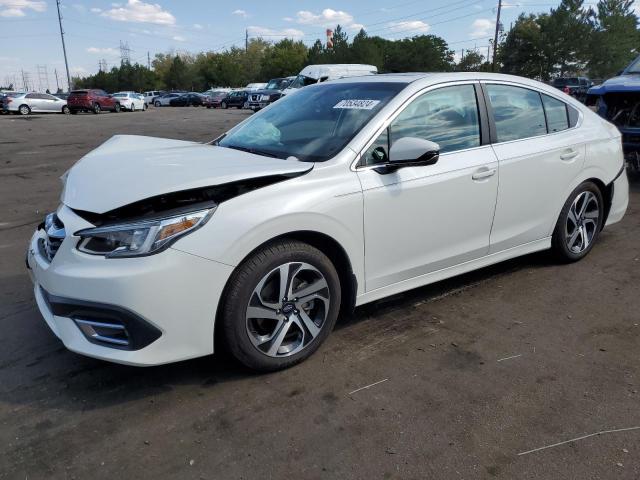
[374,137,440,174]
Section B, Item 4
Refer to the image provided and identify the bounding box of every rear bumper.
[27,211,234,366]
[606,167,629,227]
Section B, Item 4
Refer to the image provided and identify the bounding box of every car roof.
[329,71,560,88]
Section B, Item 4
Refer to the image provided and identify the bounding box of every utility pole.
[491,0,502,72]
[245,29,248,52]
[21,69,27,91]
[56,0,72,91]
[147,51,151,69]
[54,69,60,92]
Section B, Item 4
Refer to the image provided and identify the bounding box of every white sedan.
[27,73,628,371]
[112,92,146,111]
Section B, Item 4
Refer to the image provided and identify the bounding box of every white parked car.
[27,73,628,371]
[112,92,146,111]
[3,92,70,115]
[143,90,163,104]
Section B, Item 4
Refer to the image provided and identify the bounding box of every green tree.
[500,13,548,79]
[456,50,485,71]
[588,0,640,78]
[260,39,308,79]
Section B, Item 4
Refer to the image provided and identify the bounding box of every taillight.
[563,86,570,94]
[7,97,12,103]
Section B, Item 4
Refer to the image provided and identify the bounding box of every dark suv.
[67,89,121,114]
[246,77,294,111]
[552,77,592,102]
[220,90,249,109]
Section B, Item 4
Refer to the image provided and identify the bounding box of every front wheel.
[92,103,101,114]
[18,104,30,115]
[551,181,604,262]
[221,101,228,109]
[154,101,161,107]
[114,103,121,113]
[222,240,341,371]
[62,105,70,115]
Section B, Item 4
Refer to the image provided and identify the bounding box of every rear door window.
[541,94,569,132]
[486,84,547,142]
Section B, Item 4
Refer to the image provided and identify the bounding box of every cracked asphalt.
[1,107,639,479]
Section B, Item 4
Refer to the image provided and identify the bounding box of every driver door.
[357,83,499,291]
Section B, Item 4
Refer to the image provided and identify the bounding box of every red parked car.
[67,89,121,114]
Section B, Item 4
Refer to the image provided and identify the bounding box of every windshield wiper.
[223,144,281,159]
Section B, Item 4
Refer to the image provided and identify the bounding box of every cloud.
[72,3,86,13]
[232,9,247,18]
[469,18,495,39]
[387,20,430,34]
[193,23,203,30]
[86,47,119,55]
[70,66,88,76]
[247,26,304,40]
[90,7,102,13]
[101,0,175,25]
[296,8,353,27]
[172,35,185,41]
[282,16,293,22]
[0,0,46,17]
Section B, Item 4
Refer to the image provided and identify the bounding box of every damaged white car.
[27,73,628,371]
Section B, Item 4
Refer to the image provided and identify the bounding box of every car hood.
[588,74,640,94]
[62,135,312,214]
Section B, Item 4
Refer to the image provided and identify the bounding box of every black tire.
[222,240,341,371]
[154,101,161,107]
[236,105,242,109]
[18,104,30,115]
[70,109,78,115]
[221,101,228,109]
[114,103,121,113]
[92,103,101,114]
[61,105,70,115]
[551,181,604,262]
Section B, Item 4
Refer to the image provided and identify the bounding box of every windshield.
[288,75,318,90]
[625,56,640,74]
[218,81,405,162]
[266,78,289,90]
[113,93,127,97]
[553,78,579,86]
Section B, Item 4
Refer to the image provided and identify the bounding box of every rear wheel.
[18,104,30,115]
[61,105,70,114]
[222,240,341,371]
[221,101,228,109]
[114,103,121,113]
[154,101,161,107]
[552,181,604,262]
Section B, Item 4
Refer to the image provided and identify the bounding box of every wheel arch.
[213,230,358,351]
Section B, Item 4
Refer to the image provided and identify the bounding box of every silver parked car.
[3,92,70,115]
[153,93,182,107]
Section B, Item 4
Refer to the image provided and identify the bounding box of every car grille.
[251,94,259,102]
[40,213,65,262]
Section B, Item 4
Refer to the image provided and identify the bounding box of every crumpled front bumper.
[26,206,234,366]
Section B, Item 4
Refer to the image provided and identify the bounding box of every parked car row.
[1,89,148,115]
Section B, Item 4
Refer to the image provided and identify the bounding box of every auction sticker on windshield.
[333,99,381,109]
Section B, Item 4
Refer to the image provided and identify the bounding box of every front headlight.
[260,95,270,101]
[75,208,215,258]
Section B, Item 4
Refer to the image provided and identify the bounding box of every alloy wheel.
[245,262,330,358]
[19,105,30,115]
[565,191,599,254]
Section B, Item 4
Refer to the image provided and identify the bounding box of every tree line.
[73,0,638,92]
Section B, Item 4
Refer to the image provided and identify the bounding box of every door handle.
[560,150,579,161]
[472,168,496,181]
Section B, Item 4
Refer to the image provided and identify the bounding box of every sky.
[0,0,604,91]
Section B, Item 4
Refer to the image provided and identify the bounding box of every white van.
[282,64,378,96]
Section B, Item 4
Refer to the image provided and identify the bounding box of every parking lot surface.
[1,107,639,479]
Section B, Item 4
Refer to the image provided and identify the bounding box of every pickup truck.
[587,55,640,172]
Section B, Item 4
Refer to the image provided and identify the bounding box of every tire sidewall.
[552,181,604,262]
[223,241,341,371]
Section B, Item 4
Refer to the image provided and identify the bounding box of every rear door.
[25,93,43,111]
[483,82,585,253]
